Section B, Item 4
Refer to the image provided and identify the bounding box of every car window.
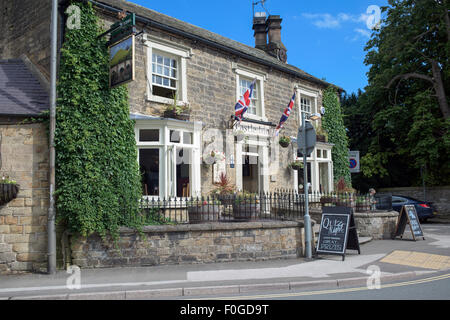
[392,196,406,203]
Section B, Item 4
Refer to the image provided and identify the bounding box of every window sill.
[146,95,188,106]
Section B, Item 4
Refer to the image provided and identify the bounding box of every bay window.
[134,116,201,199]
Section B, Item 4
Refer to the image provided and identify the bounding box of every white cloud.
[355,28,371,38]
[301,13,341,29]
[302,11,375,39]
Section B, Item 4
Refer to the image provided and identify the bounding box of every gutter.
[86,0,337,89]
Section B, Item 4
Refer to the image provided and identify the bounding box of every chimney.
[265,15,287,63]
[253,12,267,50]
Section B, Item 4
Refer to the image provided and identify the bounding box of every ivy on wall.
[322,86,352,187]
[55,1,143,238]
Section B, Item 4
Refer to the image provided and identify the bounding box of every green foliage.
[55,1,143,238]
[322,87,352,186]
[343,0,450,189]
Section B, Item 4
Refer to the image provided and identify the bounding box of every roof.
[0,59,49,116]
[92,0,338,89]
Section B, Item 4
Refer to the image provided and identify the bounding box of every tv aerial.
[252,0,269,17]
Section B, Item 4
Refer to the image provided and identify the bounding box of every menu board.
[394,205,425,241]
[316,207,360,261]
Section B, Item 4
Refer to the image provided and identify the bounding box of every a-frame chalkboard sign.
[315,206,361,261]
[393,205,425,241]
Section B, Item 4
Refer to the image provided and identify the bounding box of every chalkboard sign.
[394,205,425,241]
[315,207,361,261]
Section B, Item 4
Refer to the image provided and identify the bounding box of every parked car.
[391,195,437,222]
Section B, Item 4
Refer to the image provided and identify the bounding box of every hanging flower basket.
[0,183,19,206]
[279,136,291,148]
[289,161,304,171]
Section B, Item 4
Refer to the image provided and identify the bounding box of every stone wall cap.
[354,211,399,218]
[119,220,303,234]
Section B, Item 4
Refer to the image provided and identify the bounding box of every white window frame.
[232,64,267,122]
[135,118,202,199]
[297,87,318,125]
[144,34,192,106]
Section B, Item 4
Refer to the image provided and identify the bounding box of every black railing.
[139,191,306,224]
[138,191,393,225]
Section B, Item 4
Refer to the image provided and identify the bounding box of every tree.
[351,0,450,187]
[382,0,449,119]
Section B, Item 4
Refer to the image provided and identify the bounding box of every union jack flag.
[275,92,296,136]
[234,79,256,122]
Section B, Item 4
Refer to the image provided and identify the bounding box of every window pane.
[140,149,159,196]
[170,130,181,143]
[183,132,193,144]
[157,55,163,64]
[323,150,328,158]
[176,148,191,197]
[139,129,159,142]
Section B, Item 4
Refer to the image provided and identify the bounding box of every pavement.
[0,220,449,300]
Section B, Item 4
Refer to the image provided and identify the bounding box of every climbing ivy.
[322,86,352,187]
[55,1,143,239]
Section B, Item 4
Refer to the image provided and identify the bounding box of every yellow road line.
[188,273,450,300]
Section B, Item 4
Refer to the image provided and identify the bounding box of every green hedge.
[322,87,352,186]
[55,1,142,238]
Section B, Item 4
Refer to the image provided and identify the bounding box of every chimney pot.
[265,15,287,62]
[253,12,267,50]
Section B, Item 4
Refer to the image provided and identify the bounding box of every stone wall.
[354,211,399,240]
[0,0,52,77]
[379,186,450,215]
[0,122,49,274]
[70,221,304,268]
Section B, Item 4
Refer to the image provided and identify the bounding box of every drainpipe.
[47,0,58,275]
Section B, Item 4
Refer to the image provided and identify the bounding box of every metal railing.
[138,191,393,225]
[139,191,306,224]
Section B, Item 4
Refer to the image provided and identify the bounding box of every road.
[180,270,450,300]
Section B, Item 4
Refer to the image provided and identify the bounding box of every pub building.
[98,0,337,198]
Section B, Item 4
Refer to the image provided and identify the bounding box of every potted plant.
[0,175,19,206]
[288,160,304,171]
[355,196,370,212]
[279,136,291,148]
[232,191,260,220]
[316,126,328,143]
[163,94,191,121]
[187,199,221,223]
[210,173,236,205]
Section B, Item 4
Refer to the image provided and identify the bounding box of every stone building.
[93,0,337,198]
[0,58,50,273]
[0,0,339,272]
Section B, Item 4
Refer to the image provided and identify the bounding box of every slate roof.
[0,59,49,116]
[93,0,337,89]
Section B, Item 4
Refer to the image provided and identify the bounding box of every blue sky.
[130,0,388,95]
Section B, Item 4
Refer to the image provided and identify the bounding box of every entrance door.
[242,154,259,193]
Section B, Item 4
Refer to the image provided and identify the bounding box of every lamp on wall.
[308,113,322,121]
